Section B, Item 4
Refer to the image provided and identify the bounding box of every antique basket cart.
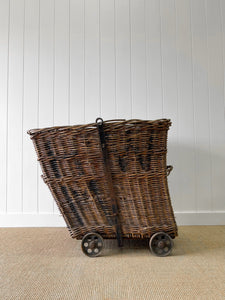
[28,118,178,257]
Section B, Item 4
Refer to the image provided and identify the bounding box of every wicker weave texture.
[28,119,177,239]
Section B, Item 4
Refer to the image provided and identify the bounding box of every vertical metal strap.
[96,118,123,247]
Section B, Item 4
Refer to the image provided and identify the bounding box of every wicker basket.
[28,118,178,256]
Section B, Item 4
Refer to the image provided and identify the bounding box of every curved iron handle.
[96,117,104,125]
[166,165,173,176]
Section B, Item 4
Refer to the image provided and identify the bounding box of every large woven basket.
[28,118,178,242]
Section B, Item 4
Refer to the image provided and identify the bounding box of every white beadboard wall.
[0,0,225,227]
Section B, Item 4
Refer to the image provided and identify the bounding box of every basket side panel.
[30,127,116,239]
[104,120,178,238]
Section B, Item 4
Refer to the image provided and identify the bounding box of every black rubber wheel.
[81,233,104,257]
[149,232,174,257]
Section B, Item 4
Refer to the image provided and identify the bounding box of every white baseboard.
[0,211,224,227]
[0,213,65,227]
[0,211,225,227]
[174,211,225,225]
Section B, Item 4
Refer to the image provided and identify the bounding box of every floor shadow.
[100,225,225,257]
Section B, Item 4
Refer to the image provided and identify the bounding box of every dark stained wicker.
[27,119,178,241]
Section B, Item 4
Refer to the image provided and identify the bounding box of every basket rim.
[27,118,171,136]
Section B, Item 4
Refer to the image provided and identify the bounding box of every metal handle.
[166,165,173,176]
[96,117,123,247]
[95,117,103,125]
[96,118,126,124]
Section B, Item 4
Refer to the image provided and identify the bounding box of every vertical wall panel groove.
[189,0,197,213]
[205,0,225,211]
[115,0,131,118]
[21,1,25,213]
[7,0,25,213]
[159,0,164,117]
[160,0,179,210]
[100,0,116,119]
[68,0,70,125]
[36,0,40,213]
[175,0,196,211]
[144,0,148,118]
[144,0,149,119]
[220,0,225,140]
[146,0,163,119]
[23,0,39,213]
[38,0,54,213]
[53,0,70,213]
[54,0,70,127]
[99,0,101,116]
[191,0,212,211]
[84,0,100,123]
[52,0,55,128]
[129,0,133,117]
[6,0,10,213]
[114,0,117,118]
[70,0,85,125]
[83,0,86,123]
[0,0,10,213]
[204,0,213,212]
[130,0,147,119]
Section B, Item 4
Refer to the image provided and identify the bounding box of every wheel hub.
[89,241,96,249]
[158,241,165,249]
